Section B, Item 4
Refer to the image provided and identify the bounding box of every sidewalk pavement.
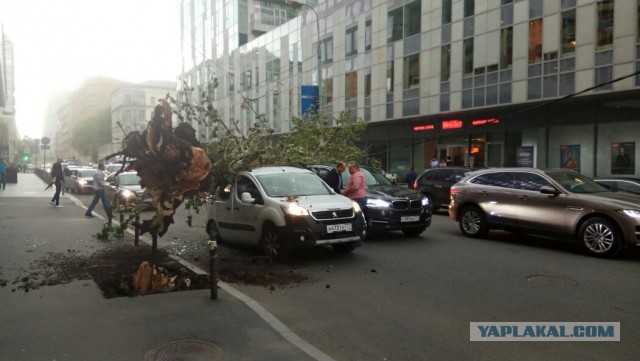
[0,173,332,361]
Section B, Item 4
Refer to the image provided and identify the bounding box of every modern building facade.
[180,0,640,178]
[56,77,123,164]
[101,81,178,160]
[0,28,18,163]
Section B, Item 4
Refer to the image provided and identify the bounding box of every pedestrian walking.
[49,157,64,207]
[0,158,7,190]
[326,161,346,194]
[403,166,418,189]
[341,161,368,211]
[85,163,111,218]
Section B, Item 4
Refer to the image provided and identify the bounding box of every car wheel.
[207,220,223,243]
[579,217,623,258]
[402,227,426,237]
[459,205,488,238]
[260,223,290,260]
[332,242,358,254]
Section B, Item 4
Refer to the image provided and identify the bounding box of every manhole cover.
[526,275,578,287]
[144,340,224,361]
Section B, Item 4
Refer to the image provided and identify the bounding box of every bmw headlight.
[121,189,135,199]
[283,202,309,216]
[619,209,640,218]
[367,198,391,209]
[352,200,362,213]
[421,197,429,206]
[78,180,87,185]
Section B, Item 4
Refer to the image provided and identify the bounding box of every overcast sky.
[0,0,182,139]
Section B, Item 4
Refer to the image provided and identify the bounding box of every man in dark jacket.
[326,161,346,194]
[50,157,64,207]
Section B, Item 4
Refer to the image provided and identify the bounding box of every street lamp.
[286,0,322,107]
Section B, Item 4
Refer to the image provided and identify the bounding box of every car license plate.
[327,223,352,233]
[401,215,420,223]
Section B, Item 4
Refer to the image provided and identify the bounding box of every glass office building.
[180,0,640,178]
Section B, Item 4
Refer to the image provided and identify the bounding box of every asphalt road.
[73,193,640,361]
[233,212,640,361]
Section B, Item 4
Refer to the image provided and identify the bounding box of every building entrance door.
[438,145,467,166]
[486,142,503,167]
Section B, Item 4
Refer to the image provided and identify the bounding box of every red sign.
[472,118,500,126]
[413,125,435,131]
[442,120,463,130]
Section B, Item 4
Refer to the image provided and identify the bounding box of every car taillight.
[450,187,459,195]
[413,181,418,190]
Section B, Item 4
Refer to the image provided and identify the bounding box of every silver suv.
[206,166,367,258]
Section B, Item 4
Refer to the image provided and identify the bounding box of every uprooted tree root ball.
[5,244,309,298]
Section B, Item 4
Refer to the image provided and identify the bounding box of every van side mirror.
[241,192,255,203]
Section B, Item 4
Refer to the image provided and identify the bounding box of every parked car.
[594,177,640,196]
[206,166,367,258]
[307,164,431,237]
[449,168,640,257]
[63,167,97,194]
[414,167,472,213]
[104,171,152,211]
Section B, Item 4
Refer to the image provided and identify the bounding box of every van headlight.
[367,199,391,209]
[121,189,135,199]
[352,201,362,213]
[283,202,309,216]
[78,180,87,185]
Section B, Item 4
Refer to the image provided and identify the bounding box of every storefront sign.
[611,142,635,175]
[516,146,534,167]
[442,120,463,130]
[472,118,500,126]
[413,125,435,131]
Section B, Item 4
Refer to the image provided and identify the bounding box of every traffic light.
[23,153,29,162]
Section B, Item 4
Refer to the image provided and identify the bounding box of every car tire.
[402,227,426,237]
[459,205,489,238]
[260,223,290,260]
[579,217,623,258]
[332,242,358,254]
[206,220,223,243]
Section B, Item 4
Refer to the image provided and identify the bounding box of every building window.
[321,37,334,64]
[595,50,613,91]
[403,54,420,89]
[500,27,513,69]
[266,59,280,82]
[365,68,372,97]
[441,45,451,81]
[529,19,543,64]
[386,60,394,93]
[464,0,474,17]
[388,7,403,42]
[388,1,421,43]
[561,9,576,57]
[404,1,421,38]
[345,71,358,101]
[139,110,145,120]
[324,77,333,104]
[530,0,543,18]
[597,0,614,50]
[443,0,452,24]
[150,97,156,104]
[241,69,252,90]
[365,20,372,50]
[464,38,474,75]
[346,26,358,57]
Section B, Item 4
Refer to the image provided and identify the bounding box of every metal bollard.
[208,240,218,300]
[134,214,140,246]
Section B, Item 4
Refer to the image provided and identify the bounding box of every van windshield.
[257,172,332,197]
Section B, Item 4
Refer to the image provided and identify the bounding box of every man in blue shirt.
[403,166,418,189]
[0,158,6,190]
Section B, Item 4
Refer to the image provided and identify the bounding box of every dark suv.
[414,167,470,213]
[307,164,431,237]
